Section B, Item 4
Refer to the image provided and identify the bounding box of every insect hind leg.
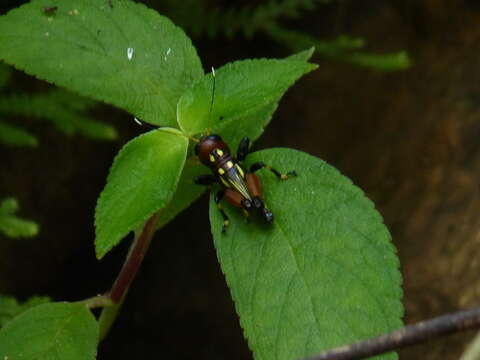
[249,162,297,180]
[215,190,230,234]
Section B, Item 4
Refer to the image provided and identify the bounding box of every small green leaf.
[0,0,203,126]
[346,51,412,71]
[0,294,51,327]
[67,115,117,140]
[0,215,39,238]
[0,197,39,238]
[210,148,403,360]
[0,121,38,147]
[267,26,411,71]
[156,160,207,229]
[0,302,98,360]
[177,52,317,147]
[95,128,188,258]
[0,198,18,214]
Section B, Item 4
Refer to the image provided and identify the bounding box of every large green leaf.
[95,128,188,259]
[210,148,403,360]
[0,0,203,126]
[0,302,98,360]
[177,50,317,148]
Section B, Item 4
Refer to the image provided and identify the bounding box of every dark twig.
[303,307,480,360]
[109,212,160,303]
[97,212,160,341]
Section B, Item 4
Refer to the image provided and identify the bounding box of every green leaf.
[210,148,403,360]
[0,0,203,127]
[0,198,19,214]
[95,128,188,258]
[346,51,412,71]
[156,160,207,229]
[0,197,39,238]
[0,215,39,238]
[285,47,315,62]
[177,52,317,148]
[0,294,51,327]
[0,302,98,360]
[154,51,316,232]
[0,121,38,147]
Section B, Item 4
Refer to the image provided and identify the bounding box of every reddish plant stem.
[109,212,160,303]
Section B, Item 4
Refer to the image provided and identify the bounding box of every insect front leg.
[249,162,297,180]
[215,190,230,234]
[237,137,250,161]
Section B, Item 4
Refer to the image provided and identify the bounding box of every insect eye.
[208,134,222,141]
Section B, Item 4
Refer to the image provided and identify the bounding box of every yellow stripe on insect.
[226,161,234,169]
[209,154,215,162]
[235,164,245,178]
[218,168,225,175]
[216,149,224,156]
[220,177,230,187]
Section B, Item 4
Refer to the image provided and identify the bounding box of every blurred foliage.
[0,62,117,240]
[267,26,411,71]
[0,63,117,148]
[0,197,38,238]
[0,294,51,328]
[159,0,411,71]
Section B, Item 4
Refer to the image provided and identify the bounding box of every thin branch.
[303,307,480,360]
[109,212,160,303]
[80,294,113,309]
[97,212,160,341]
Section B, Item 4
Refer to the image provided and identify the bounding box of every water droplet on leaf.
[127,47,134,60]
[164,47,171,61]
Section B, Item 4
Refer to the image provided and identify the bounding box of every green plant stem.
[80,294,113,309]
[98,298,125,342]
[302,307,480,360]
[97,212,160,341]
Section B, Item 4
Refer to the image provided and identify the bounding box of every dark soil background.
[1,0,480,359]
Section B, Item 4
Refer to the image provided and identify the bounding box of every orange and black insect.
[194,134,296,233]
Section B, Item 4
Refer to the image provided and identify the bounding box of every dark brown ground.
[1,0,480,359]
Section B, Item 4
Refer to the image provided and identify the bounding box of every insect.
[194,134,297,233]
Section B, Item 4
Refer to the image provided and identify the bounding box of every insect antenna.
[207,66,216,136]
